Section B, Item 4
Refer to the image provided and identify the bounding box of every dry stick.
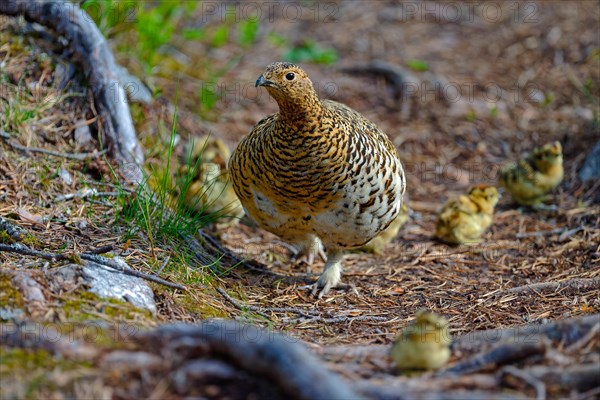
[0,243,185,290]
[55,189,122,202]
[526,363,600,393]
[1,130,106,160]
[79,254,185,290]
[515,227,567,239]
[215,287,377,324]
[195,230,302,281]
[179,233,219,269]
[83,180,136,193]
[574,386,600,400]
[564,322,600,354]
[1,322,100,359]
[139,321,362,400]
[83,245,115,255]
[439,339,548,377]
[502,277,600,295]
[452,314,600,354]
[155,255,170,276]
[500,366,546,400]
[0,216,28,241]
[0,0,144,172]
[215,287,272,320]
[288,315,388,324]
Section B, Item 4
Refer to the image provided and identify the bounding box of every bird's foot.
[310,257,342,298]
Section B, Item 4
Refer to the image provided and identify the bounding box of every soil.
[1,1,599,399]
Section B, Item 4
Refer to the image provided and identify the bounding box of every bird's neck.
[275,93,324,128]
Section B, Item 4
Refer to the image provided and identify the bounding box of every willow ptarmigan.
[229,62,406,297]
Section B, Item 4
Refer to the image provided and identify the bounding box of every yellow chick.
[181,135,244,224]
[499,141,564,207]
[391,310,452,371]
[357,202,410,254]
[435,185,499,245]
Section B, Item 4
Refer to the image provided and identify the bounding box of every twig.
[215,287,273,319]
[83,245,115,255]
[0,216,28,241]
[500,366,546,400]
[80,253,185,290]
[440,338,548,377]
[452,314,600,354]
[193,230,299,280]
[525,363,600,393]
[502,278,600,295]
[287,315,388,324]
[574,386,600,400]
[215,287,380,324]
[515,227,568,239]
[179,232,219,268]
[564,322,600,354]
[1,130,106,160]
[83,180,136,193]
[54,188,122,202]
[0,243,185,290]
[155,255,170,276]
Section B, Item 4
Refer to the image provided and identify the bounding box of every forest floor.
[1,1,599,399]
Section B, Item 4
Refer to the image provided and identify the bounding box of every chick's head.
[468,184,499,214]
[533,141,563,172]
[405,310,452,346]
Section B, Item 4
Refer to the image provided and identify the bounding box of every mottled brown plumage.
[229,62,406,297]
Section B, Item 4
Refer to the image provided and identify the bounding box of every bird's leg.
[312,248,344,298]
[291,235,325,265]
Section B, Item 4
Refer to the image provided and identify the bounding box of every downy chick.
[499,141,563,207]
[391,310,452,371]
[436,185,499,245]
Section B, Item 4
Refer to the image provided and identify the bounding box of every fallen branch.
[215,287,272,320]
[0,322,100,360]
[502,278,600,295]
[0,0,144,174]
[1,130,106,160]
[439,339,548,377]
[515,364,599,394]
[137,321,362,400]
[54,188,121,202]
[500,366,546,400]
[0,216,28,241]
[0,243,185,290]
[453,314,600,354]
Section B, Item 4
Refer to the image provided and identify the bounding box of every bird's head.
[255,62,320,114]
[533,141,563,171]
[468,184,499,213]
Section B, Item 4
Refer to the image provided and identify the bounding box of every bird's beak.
[255,74,273,88]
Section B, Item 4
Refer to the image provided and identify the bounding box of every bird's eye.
[285,72,295,81]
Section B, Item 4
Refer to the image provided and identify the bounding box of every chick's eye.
[285,72,295,81]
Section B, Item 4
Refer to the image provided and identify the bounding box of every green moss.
[0,231,14,244]
[21,234,40,247]
[0,347,94,398]
[177,292,229,319]
[0,273,25,310]
[60,291,153,324]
